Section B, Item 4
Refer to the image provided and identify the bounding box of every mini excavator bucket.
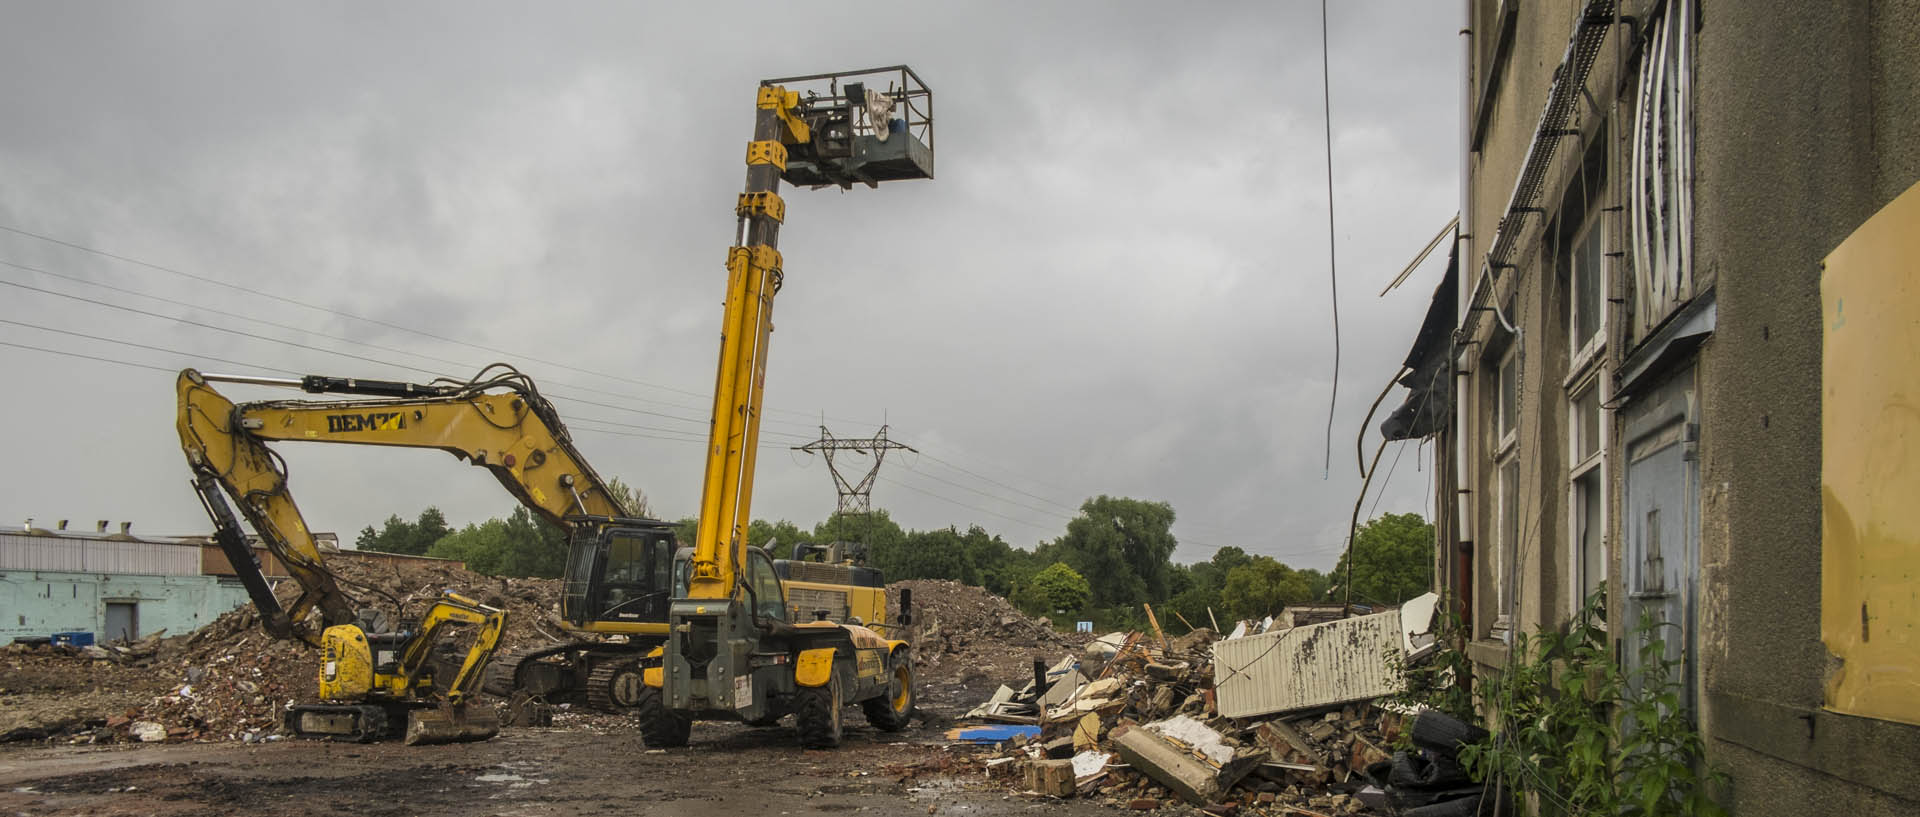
[404,703,498,745]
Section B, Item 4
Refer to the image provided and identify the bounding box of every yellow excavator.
[176,360,901,728]
[175,364,683,740]
[636,66,935,749]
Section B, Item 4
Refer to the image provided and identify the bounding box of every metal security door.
[104,601,138,642]
[1621,367,1698,710]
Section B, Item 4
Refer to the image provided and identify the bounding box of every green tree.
[818,509,908,576]
[414,507,450,553]
[356,507,449,556]
[429,518,511,575]
[889,527,973,582]
[1331,512,1435,604]
[604,476,652,519]
[1045,496,1178,608]
[427,506,567,577]
[668,517,812,559]
[1297,567,1333,600]
[747,519,809,558]
[1023,562,1091,615]
[1221,556,1312,620]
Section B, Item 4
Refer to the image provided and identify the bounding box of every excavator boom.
[644,68,932,750]
[179,364,684,725]
[177,365,630,641]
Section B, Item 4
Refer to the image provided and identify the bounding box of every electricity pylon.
[793,425,916,515]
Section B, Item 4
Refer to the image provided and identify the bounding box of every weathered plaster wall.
[0,571,252,642]
[1693,0,1920,810]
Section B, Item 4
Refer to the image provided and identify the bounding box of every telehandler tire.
[862,653,913,732]
[635,687,690,748]
[793,675,843,749]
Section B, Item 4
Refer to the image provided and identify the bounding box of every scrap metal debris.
[957,594,1457,815]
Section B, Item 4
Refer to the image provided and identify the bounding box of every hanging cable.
[1318,0,1343,479]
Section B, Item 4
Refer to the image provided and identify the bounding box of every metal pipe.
[198,373,304,389]
[1455,0,1476,628]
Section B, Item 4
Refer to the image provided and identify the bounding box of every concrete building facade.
[1,529,252,643]
[1421,1,1920,813]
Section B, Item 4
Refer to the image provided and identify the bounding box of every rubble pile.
[958,598,1454,815]
[887,579,1073,710]
[0,637,175,742]
[2,554,570,745]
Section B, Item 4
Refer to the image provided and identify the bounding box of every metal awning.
[1382,244,1458,441]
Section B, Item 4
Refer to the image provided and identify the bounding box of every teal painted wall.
[0,571,253,643]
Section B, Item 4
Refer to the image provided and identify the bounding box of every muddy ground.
[0,720,1113,817]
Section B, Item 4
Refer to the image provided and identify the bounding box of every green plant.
[1456,591,1725,816]
[1389,599,1476,724]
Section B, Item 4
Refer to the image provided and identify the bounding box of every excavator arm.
[176,365,628,644]
[392,592,508,705]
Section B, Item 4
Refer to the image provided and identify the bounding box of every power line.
[566,412,807,445]
[910,447,1273,544]
[0,231,1178,534]
[0,333,1069,546]
[1366,439,1410,520]
[793,425,918,516]
[913,451,1082,514]
[4,248,1286,558]
[0,221,873,426]
[0,260,827,442]
[0,276,446,377]
[901,459,1075,521]
[0,333,1332,567]
[0,318,303,376]
[0,339,178,373]
[0,256,826,427]
[0,256,841,437]
[0,306,1289,560]
[876,475,1060,536]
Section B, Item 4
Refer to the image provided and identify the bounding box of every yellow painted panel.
[794,647,836,687]
[1822,177,1920,726]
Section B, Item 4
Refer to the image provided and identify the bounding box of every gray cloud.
[1,1,1457,567]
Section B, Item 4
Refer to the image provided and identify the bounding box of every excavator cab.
[559,517,679,630]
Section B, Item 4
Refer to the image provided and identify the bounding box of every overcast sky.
[0,1,1457,569]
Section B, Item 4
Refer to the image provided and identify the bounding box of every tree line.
[356,490,1434,633]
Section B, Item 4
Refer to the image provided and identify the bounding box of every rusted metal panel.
[1213,610,1405,719]
[1821,177,1920,727]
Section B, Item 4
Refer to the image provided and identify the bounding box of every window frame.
[1567,371,1609,620]
[1494,456,1520,640]
[1495,344,1519,455]
[1568,214,1607,370]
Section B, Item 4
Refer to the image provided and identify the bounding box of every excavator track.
[585,659,647,712]
[481,644,580,699]
[483,641,661,712]
[479,647,542,698]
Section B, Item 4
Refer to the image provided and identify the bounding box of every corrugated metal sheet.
[1213,609,1405,719]
[0,533,200,576]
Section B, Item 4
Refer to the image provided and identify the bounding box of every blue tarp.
[944,724,1041,744]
